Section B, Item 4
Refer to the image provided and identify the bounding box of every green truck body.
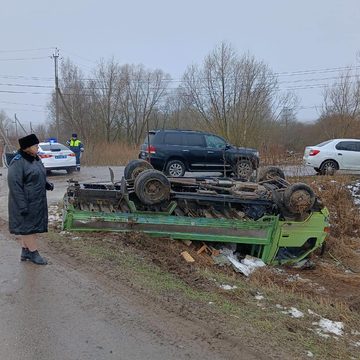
[63,200,329,265]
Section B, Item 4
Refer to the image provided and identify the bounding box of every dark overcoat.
[8,150,48,235]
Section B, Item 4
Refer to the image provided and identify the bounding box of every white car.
[38,142,77,173]
[303,139,360,175]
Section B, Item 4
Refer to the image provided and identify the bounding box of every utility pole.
[52,48,60,139]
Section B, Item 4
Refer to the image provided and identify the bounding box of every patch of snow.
[276,304,284,309]
[351,341,360,348]
[255,295,264,301]
[313,318,344,337]
[351,330,360,336]
[308,309,320,317]
[219,284,237,290]
[282,307,304,318]
[208,302,214,305]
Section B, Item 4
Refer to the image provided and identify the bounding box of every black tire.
[134,169,171,205]
[232,159,253,180]
[283,183,316,214]
[124,159,153,180]
[320,160,338,175]
[165,160,186,177]
[258,166,285,182]
[66,167,76,174]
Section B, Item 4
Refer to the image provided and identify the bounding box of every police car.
[38,139,77,173]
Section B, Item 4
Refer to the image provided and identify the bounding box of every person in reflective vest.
[66,133,84,171]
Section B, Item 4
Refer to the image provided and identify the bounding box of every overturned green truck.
[62,163,329,265]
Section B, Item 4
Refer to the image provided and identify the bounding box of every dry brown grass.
[259,144,302,166]
[292,175,360,271]
[81,142,138,166]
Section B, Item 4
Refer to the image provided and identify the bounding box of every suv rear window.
[184,133,205,147]
[163,133,184,145]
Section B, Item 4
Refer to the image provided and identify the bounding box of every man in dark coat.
[8,133,54,265]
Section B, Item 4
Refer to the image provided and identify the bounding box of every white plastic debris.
[313,318,344,336]
[219,284,237,290]
[306,351,314,358]
[226,254,266,276]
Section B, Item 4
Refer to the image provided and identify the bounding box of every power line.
[0,56,50,61]
[0,47,55,53]
[0,101,44,107]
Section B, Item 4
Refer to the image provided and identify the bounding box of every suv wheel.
[232,160,253,180]
[165,160,186,177]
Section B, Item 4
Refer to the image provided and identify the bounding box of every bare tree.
[320,70,360,137]
[88,58,125,143]
[120,64,171,144]
[181,42,297,146]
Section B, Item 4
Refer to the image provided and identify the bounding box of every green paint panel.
[63,204,329,265]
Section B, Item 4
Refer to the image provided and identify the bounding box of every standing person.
[66,133,84,171]
[8,134,54,265]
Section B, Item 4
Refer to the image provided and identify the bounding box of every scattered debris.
[225,253,266,277]
[197,244,210,255]
[181,251,195,263]
[182,240,192,247]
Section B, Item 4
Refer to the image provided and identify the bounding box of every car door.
[183,133,207,170]
[204,134,229,171]
[335,141,360,170]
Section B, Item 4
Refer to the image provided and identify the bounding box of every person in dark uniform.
[66,133,84,171]
[7,134,54,265]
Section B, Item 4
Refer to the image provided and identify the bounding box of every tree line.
[1,42,360,153]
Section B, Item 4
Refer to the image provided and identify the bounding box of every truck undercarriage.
[62,162,329,266]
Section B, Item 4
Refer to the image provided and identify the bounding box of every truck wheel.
[165,160,186,177]
[232,159,253,180]
[124,159,153,180]
[283,183,315,214]
[134,169,171,205]
[258,166,285,182]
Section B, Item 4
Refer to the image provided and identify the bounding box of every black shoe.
[28,250,48,265]
[20,247,30,261]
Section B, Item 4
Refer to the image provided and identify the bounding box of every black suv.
[139,129,259,179]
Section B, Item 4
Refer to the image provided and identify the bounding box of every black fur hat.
[18,134,40,150]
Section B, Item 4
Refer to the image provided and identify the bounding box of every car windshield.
[40,143,69,151]
[316,140,332,147]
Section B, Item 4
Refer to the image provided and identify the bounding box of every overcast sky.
[1,0,359,130]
